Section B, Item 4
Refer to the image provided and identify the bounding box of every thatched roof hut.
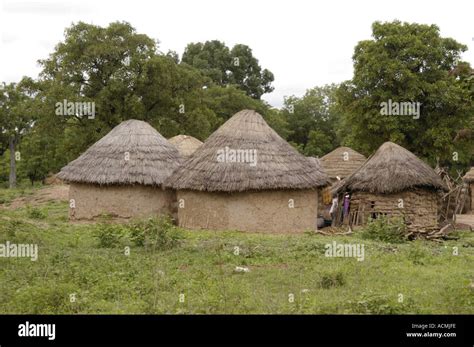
[335,141,447,233]
[58,119,180,186]
[165,109,329,233]
[463,167,474,183]
[338,142,446,194]
[58,119,180,220]
[166,110,328,192]
[320,146,366,180]
[307,156,321,167]
[168,135,203,157]
[463,167,474,213]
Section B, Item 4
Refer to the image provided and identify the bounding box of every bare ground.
[2,184,69,210]
[456,214,474,229]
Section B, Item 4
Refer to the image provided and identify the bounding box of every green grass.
[1,186,474,314]
[0,183,40,205]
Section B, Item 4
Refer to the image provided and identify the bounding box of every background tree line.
[1,20,472,187]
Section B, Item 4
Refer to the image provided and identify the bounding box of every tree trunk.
[9,137,17,189]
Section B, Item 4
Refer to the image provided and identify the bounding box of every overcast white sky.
[0,0,473,107]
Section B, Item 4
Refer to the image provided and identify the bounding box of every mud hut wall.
[470,183,474,213]
[177,189,318,233]
[69,183,176,220]
[350,189,439,228]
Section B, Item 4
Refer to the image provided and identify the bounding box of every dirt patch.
[456,215,474,229]
[3,185,69,210]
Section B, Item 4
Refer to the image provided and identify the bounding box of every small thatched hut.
[463,167,474,213]
[57,119,180,220]
[165,109,329,233]
[320,147,366,181]
[307,156,321,167]
[168,135,203,157]
[336,142,447,232]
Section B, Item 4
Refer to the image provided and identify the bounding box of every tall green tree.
[0,80,35,188]
[182,40,274,99]
[11,21,276,182]
[16,130,50,185]
[39,21,157,126]
[281,84,342,157]
[338,21,473,165]
[33,22,213,166]
[450,63,474,166]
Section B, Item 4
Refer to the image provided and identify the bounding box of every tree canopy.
[337,21,473,167]
[0,20,472,187]
[182,40,274,99]
[281,85,342,157]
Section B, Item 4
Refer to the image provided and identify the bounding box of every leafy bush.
[128,216,182,251]
[93,223,126,248]
[27,207,47,219]
[0,218,41,243]
[10,283,82,314]
[361,215,407,243]
[347,292,416,314]
[406,242,430,265]
[92,217,182,250]
[319,271,346,289]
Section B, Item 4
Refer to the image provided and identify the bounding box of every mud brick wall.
[69,183,175,220]
[470,184,474,214]
[177,189,319,233]
[350,188,439,231]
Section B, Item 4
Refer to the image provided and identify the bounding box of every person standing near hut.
[329,196,338,220]
[319,147,366,225]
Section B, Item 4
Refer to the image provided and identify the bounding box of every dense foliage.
[0,20,472,186]
[337,21,473,167]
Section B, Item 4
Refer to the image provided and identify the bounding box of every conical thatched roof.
[57,119,180,186]
[338,142,447,194]
[320,147,366,179]
[307,156,321,167]
[463,167,474,183]
[168,135,203,157]
[165,109,329,192]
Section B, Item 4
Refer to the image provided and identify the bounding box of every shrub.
[347,292,416,314]
[128,216,182,251]
[319,271,346,289]
[0,220,21,242]
[27,207,47,219]
[361,215,407,243]
[0,218,41,243]
[93,223,126,248]
[406,242,429,265]
[10,283,81,314]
